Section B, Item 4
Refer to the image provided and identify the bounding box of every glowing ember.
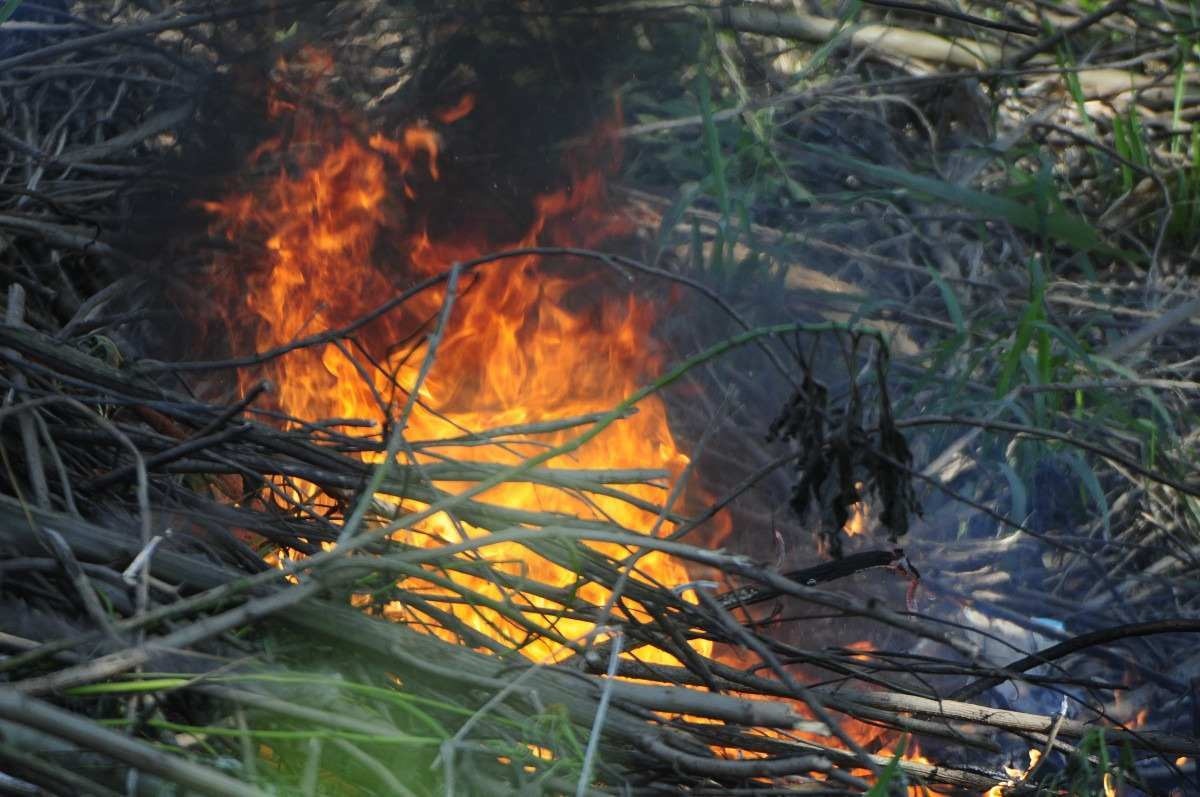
[843,480,869,536]
[711,648,939,792]
[850,740,933,796]
[200,51,935,790]
[984,748,1041,797]
[202,51,711,663]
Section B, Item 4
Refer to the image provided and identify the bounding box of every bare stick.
[4,285,49,508]
[0,689,271,797]
[14,582,319,696]
[575,630,623,797]
[1009,0,1131,67]
[952,618,1200,701]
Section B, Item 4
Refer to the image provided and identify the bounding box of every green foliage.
[76,669,613,794]
[1052,30,1192,253]
[995,256,1048,400]
[638,22,830,283]
[1055,42,1100,149]
[1167,126,1200,242]
[1028,728,1143,796]
[686,73,804,282]
[801,144,1125,257]
[1112,107,1151,194]
[273,21,298,42]
[0,0,24,24]
[864,735,919,796]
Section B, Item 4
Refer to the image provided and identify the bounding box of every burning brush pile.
[1,1,1199,795]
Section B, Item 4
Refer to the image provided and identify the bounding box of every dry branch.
[1,2,1197,795]
[0,690,271,797]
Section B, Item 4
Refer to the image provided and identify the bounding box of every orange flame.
[984,748,1042,797]
[202,53,718,663]
[199,52,935,787]
[843,481,869,536]
[435,93,476,125]
[709,648,937,792]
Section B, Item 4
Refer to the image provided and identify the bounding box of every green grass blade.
[0,0,24,23]
[925,262,965,334]
[68,678,189,695]
[997,303,1038,396]
[696,75,730,218]
[1172,43,1188,156]
[797,143,1132,258]
[998,461,1028,527]
[654,181,701,265]
[864,735,907,796]
[1065,453,1111,540]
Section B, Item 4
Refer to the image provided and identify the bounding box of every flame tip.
[202,49,722,669]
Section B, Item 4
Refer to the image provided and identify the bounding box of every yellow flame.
[203,55,723,664]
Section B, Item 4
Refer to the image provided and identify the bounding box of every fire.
[888,743,933,797]
[202,51,710,663]
[847,740,932,796]
[711,647,936,793]
[843,481,869,536]
[200,51,935,788]
[984,748,1041,797]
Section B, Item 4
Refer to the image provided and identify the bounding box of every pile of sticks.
[2,2,1199,796]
